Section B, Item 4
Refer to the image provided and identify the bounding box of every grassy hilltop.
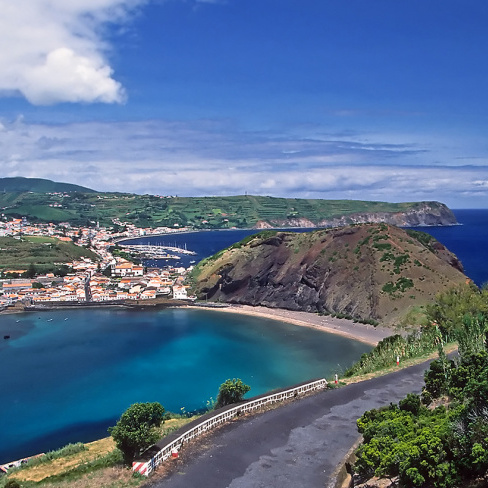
[0,178,456,229]
[191,224,467,325]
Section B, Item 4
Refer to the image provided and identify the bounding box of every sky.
[1,0,488,208]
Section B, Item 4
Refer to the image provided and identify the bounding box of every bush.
[215,378,251,409]
[399,393,421,415]
[108,402,165,463]
[5,481,21,488]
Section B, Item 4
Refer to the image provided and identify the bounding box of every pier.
[119,243,196,260]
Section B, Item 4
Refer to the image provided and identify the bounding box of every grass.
[1,191,443,228]
[3,417,198,488]
[338,343,458,387]
[8,439,116,483]
[0,236,97,271]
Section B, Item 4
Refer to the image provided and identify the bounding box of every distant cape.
[0,177,457,229]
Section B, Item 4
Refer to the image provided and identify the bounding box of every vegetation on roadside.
[108,402,165,464]
[2,416,197,488]
[215,378,251,409]
[345,284,488,378]
[352,283,488,487]
[344,328,442,377]
[17,444,87,469]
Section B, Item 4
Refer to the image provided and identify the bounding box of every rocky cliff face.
[254,202,457,229]
[192,224,467,325]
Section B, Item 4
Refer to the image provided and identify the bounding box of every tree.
[215,378,251,409]
[25,262,37,279]
[108,402,164,463]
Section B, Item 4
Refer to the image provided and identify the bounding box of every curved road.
[148,361,431,488]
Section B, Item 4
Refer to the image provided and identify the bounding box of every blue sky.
[1,0,487,208]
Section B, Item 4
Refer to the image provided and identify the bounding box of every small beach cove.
[188,304,391,346]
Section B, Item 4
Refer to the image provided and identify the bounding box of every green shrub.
[373,242,392,251]
[215,378,251,409]
[109,402,165,463]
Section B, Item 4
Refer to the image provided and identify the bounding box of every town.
[0,214,197,311]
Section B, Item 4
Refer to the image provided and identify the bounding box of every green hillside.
[0,189,456,229]
[191,224,467,325]
[0,177,96,193]
[0,236,98,274]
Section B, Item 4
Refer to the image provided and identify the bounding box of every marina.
[118,243,196,260]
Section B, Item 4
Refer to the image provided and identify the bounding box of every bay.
[0,308,370,464]
[125,209,488,287]
[3,209,487,465]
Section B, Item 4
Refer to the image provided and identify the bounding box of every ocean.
[409,209,488,287]
[124,209,488,287]
[1,208,486,465]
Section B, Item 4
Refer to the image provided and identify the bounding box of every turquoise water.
[0,308,370,464]
[6,209,487,464]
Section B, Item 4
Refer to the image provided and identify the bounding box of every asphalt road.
[148,361,430,488]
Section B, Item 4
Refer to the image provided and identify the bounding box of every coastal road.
[148,360,431,488]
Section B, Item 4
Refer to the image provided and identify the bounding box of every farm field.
[0,191,427,229]
[0,236,98,273]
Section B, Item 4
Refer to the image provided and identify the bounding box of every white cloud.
[1,117,488,208]
[0,0,144,105]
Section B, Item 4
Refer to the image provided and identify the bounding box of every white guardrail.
[133,378,328,476]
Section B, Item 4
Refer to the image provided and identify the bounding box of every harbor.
[118,243,197,260]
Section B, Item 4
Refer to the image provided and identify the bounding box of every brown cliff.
[192,224,468,325]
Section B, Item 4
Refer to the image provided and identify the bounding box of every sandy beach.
[189,304,392,346]
[1,300,393,345]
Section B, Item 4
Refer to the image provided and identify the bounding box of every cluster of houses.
[0,216,194,309]
[0,258,192,309]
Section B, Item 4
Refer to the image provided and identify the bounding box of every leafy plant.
[355,292,488,487]
[108,402,165,463]
[215,378,251,409]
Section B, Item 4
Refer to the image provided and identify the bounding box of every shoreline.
[0,303,395,474]
[187,304,392,346]
[116,218,461,245]
[1,300,392,345]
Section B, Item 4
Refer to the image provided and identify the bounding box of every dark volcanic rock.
[193,224,468,325]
